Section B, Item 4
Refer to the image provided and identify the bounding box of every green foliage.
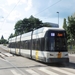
[13,15,51,37]
[8,33,14,39]
[67,16,75,39]
[43,23,51,27]
[63,16,75,46]
[1,35,4,40]
[28,15,43,31]
[22,18,29,33]
[0,35,8,44]
[63,18,67,30]
[14,20,23,35]
[0,39,8,44]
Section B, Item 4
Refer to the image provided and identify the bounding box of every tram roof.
[21,27,64,37]
[33,27,64,34]
[9,27,65,41]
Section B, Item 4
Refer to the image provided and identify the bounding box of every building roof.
[44,22,59,28]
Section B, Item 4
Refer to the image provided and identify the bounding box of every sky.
[0,0,75,39]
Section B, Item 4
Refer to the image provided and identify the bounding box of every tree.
[0,35,8,44]
[62,18,70,40]
[8,33,14,39]
[28,15,43,31]
[22,18,30,33]
[43,23,51,27]
[1,35,4,40]
[13,15,52,37]
[67,16,75,39]
[62,16,75,41]
[63,18,67,30]
[67,16,71,40]
[14,15,43,35]
[14,20,23,35]
[66,16,75,46]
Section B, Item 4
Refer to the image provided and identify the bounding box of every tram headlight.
[65,54,68,56]
[50,54,53,56]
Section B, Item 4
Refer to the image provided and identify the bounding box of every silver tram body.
[8,27,69,63]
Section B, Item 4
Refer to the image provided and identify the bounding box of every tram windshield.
[46,30,67,52]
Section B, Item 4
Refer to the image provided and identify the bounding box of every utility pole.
[57,12,59,27]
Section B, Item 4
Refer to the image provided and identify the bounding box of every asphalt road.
[0,45,75,75]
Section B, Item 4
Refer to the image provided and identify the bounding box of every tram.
[8,27,69,63]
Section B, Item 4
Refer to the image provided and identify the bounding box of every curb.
[69,52,75,54]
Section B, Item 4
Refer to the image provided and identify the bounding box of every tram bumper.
[47,58,69,63]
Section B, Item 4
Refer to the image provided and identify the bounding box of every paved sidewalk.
[68,51,75,54]
[0,44,9,52]
[69,54,75,57]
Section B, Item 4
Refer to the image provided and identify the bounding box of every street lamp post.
[57,12,59,27]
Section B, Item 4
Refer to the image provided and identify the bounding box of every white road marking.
[1,57,26,75]
[51,67,75,75]
[26,69,40,75]
[4,53,13,56]
[63,68,75,73]
[0,53,5,57]
[69,54,75,57]
[38,67,59,75]
[10,70,21,75]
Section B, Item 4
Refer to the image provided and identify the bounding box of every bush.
[0,39,8,44]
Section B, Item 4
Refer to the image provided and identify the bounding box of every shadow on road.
[44,62,75,69]
[27,57,75,69]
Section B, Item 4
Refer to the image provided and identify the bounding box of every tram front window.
[50,37,55,51]
[55,37,67,51]
[47,30,67,52]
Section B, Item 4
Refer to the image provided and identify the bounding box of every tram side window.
[16,42,20,48]
[22,41,26,49]
[9,43,11,48]
[11,42,13,48]
[14,42,17,48]
[38,38,41,50]
[36,39,41,50]
[25,41,27,49]
[10,42,16,48]
[10,43,12,48]
[32,38,41,50]
[20,41,23,49]
[23,41,25,49]
[46,38,49,51]
[34,40,37,50]
[32,39,36,50]
[15,42,17,48]
[23,41,26,49]
[41,38,45,51]
[13,42,15,48]
[28,40,30,49]
[26,40,30,49]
